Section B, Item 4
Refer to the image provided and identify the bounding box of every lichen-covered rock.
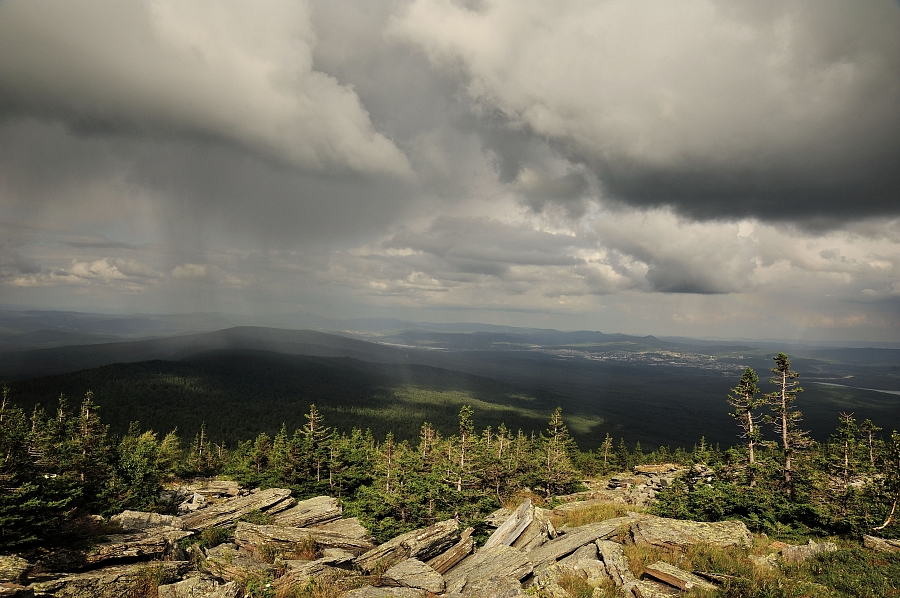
[157,576,240,598]
[202,544,274,583]
[780,540,837,564]
[180,488,293,531]
[528,517,632,569]
[484,499,534,549]
[596,540,637,589]
[448,575,525,598]
[272,496,341,528]
[863,535,900,553]
[384,558,444,594]
[233,522,376,555]
[427,527,474,575]
[0,556,30,584]
[30,561,188,598]
[355,519,458,573]
[630,515,752,549]
[342,587,425,598]
[108,511,183,531]
[444,545,532,595]
[33,529,191,574]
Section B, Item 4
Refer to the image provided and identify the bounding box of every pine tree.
[860,419,882,469]
[727,367,764,486]
[764,353,809,494]
[541,407,578,499]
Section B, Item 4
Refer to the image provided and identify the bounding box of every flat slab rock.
[355,519,458,573]
[109,510,183,531]
[33,528,191,574]
[444,545,532,595]
[30,561,188,598]
[527,516,632,569]
[157,576,240,598]
[631,516,752,549]
[180,488,293,530]
[312,517,373,541]
[384,558,444,594]
[233,521,376,555]
[0,556,30,584]
[427,527,474,575]
[781,540,837,564]
[342,587,426,598]
[446,575,525,598]
[863,535,900,553]
[272,496,341,528]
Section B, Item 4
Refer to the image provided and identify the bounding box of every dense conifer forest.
[2,352,898,557]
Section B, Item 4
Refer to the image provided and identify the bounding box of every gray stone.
[0,583,34,598]
[30,561,188,598]
[108,510,182,531]
[528,517,632,569]
[233,521,376,556]
[643,561,717,592]
[157,576,240,598]
[484,499,534,549]
[355,519,458,574]
[384,558,444,593]
[863,535,900,553]
[0,557,30,584]
[342,587,425,598]
[631,515,752,549]
[781,540,837,564]
[272,496,341,528]
[180,488,293,531]
[596,540,637,588]
[455,575,525,598]
[427,527,474,575]
[444,545,532,595]
[484,508,513,528]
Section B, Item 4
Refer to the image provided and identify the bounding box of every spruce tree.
[727,367,764,486]
[541,407,578,499]
[764,353,808,494]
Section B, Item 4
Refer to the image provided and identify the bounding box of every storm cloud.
[0,0,898,341]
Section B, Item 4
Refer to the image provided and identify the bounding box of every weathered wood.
[355,519,458,574]
[483,499,533,549]
[272,496,341,528]
[444,545,532,595]
[426,527,474,575]
[596,540,637,588]
[180,488,293,530]
[643,561,717,592]
[384,558,445,594]
[233,522,375,555]
[527,517,631,569]
[631,515,752,549]
[863,535,900,553]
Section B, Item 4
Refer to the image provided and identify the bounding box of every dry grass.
[501,488,547,509]
[285,534,320,561]
[549,502,636,529]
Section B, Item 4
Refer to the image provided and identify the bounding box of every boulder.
[443,545,532,595]
[355,519,458,573]
[0,557,30,584]
[312,517,373,542]
[157,576,240,598]
[863,535,900,553]
[511,508,556,551]
[451,575,525,598]
[274,560,357,592]
[383,558,444,594]
[180,488,293,530]
[643,561,717,592]
[108,510,182,531]
[233,522,376,556]
[596,540,638,589]
[30,561,188,598]
[527,516,632,569]
[342,587,425,598]
[272,496,341,528]
[0,583,33,598]
[557,544,607,586]
[630,516,752,549]
[780,540,837,564]
[427,527,474,575]
[483,500,534,549]
[202,544,274,583]
[33,528,191,573]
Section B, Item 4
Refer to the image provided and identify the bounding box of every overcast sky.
[1,0,899,342]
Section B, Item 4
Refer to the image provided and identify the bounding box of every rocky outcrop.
[157,576,240,598]
[426,527,474,575]
[383,558,445,594]
[863,535,900,553]
[180,488,293,530]
[233,521,376,555]
[483,500,534,549]
[202,544,275,583]
[272,496,342,528]
[0,557,30,585]
[630,515,752,549]
[596,540,638,588]
[780,540,837,564]
[108,510,182,531]
[355,519,459,573]
[32,528,191,574]
[528,516,632,569]
[342,587,426,598]
[443,545,532,595]
[30,561,188,598]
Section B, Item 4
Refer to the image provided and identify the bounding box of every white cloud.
[0,0,411,176]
